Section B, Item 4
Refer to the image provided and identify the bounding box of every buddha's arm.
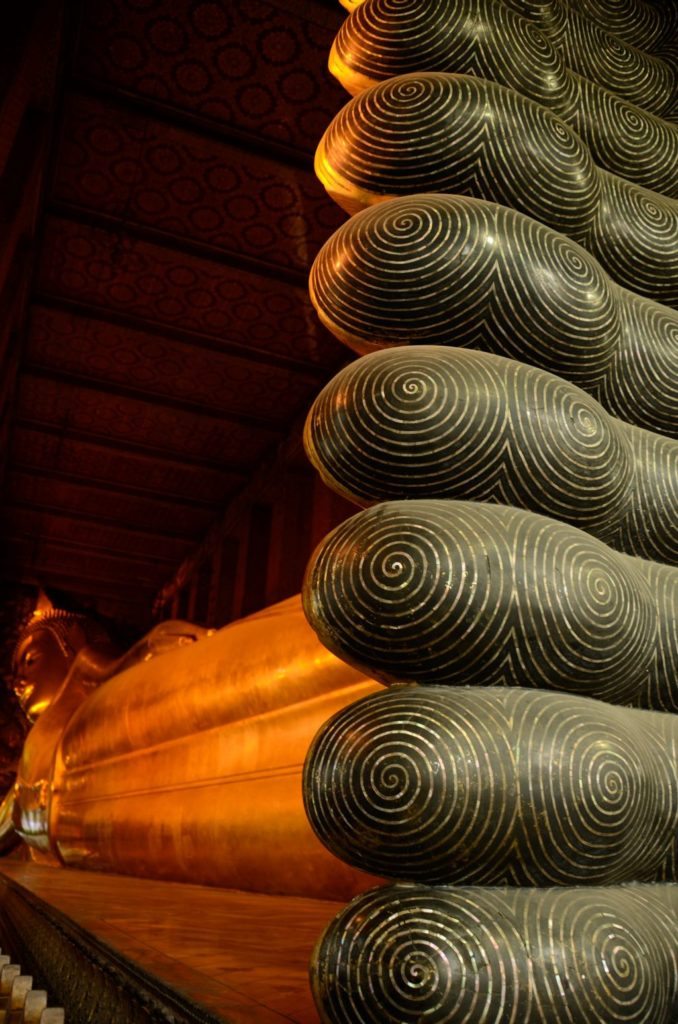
[60,620,207,693]
[0,787,19,854]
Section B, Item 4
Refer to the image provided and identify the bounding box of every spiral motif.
[332,0,569,108]
[589,173,678,308]
[313,885,532,1023]
[613,427,678,562]
[560,0,678,55]
[312,883,678,1024]
[600,287,678,432]
[331,0,678,195]
[303,499,678,709]
[304,687,677,885]
[342,0,678,56]
[310,193,678,436]
[316,72,678,307]
[637,560,678,712]
[542,0,678,120]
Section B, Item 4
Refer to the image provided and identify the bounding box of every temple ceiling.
[0,0,349,625]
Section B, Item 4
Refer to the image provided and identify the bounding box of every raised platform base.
[0,864,342,1023]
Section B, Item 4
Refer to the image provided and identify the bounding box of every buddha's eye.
[22,650,39,668]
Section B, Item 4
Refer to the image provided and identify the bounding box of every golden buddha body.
[3,597,381,899]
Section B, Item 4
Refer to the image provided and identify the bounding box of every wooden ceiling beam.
[0,565,157,602]
[3,531,179,568]
[13,419,251,474]
[32,294,328,381]
[4,498,200,542]
[66,78,318,170]
[2,506,190,561]
[47,199,310,289]
[4,552,165,594]
[5,461,221,510]
[21,365,286,432]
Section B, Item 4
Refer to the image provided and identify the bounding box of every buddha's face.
[12,627,72,721]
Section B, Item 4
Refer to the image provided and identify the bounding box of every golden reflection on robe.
[10,597,383,900]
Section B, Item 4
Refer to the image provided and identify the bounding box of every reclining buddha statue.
[0,591,380,899]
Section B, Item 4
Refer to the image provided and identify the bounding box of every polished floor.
[0,863,346,1022]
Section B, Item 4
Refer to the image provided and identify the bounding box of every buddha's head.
[11,596,110,722]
